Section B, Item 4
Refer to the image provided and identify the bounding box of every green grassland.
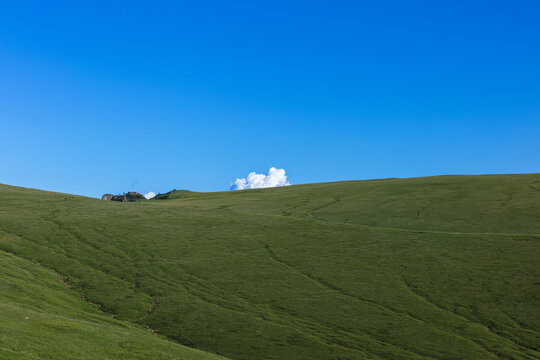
[0,245,227,360]
[0,174,539,359]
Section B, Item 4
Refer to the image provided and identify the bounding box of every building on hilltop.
[101,192,144,202]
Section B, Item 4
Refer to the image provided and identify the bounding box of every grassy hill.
[0,174,539,359]
[0,244,227,360]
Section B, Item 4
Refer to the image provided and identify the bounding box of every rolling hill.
[0,174,539,359]
[0,248,227,360]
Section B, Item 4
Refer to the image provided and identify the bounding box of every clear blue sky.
[1,1,539,198]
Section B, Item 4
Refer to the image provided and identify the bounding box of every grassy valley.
[0,174,539,359]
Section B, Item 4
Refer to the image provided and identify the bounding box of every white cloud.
[230,167,291,190]
[144,191,156,199]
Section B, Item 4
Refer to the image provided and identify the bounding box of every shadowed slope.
[0,246,228,360]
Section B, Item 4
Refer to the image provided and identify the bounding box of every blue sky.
[1,1,539,198]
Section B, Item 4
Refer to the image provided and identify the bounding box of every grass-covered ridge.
[0,174,539,359]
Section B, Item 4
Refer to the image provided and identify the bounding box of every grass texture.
[0,174,539,359]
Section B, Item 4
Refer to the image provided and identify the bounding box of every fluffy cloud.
[144,191,156,199]
[231,167,291,190]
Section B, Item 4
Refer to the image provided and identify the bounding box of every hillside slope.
[0,244,227,360]
[1,174,539,359]
[170,173,540,234]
